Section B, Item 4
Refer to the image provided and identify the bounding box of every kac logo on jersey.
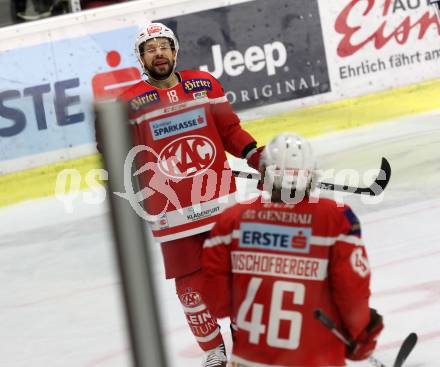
[183,78,213,93]
[150,107,207,141]
[128,90,160,112]
[158,135,216,178]
[239,222,312,254]
[180,289,202,308]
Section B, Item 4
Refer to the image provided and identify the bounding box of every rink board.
[1,0,440,206]
[1,78,440,207]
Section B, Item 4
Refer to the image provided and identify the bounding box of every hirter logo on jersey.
[129,90,160,112]
[183,78,213,93]
[158,135,216,179]
[150,108,207,141]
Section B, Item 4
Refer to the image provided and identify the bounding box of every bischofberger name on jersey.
[183,78,213,93]
[129,90,160,112]
[231,251,327,281]
[150,107,207,141]
[240,222,312,254]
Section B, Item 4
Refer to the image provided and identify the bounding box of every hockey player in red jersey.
[202,133,384,366]
[106,22,263,366]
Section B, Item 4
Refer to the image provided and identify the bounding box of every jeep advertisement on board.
[160,0,330,111]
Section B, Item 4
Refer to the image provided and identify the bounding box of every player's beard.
[146,57,175,81]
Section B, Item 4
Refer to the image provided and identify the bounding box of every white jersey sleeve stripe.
[337,234,363,246]
[181,303,207,314]
[311,235,363,247]
[209,96,228,104]
[310,236,335,246]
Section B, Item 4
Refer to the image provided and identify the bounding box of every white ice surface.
[1,110,440,367]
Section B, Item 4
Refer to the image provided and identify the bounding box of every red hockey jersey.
[202,197,372,367]
[118,70,256,242]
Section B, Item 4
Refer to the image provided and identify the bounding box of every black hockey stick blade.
[433,0,440,18]
[316,157,391,196]
[393,333,418,367]
[232,170,260,180]
[233,157,391,196]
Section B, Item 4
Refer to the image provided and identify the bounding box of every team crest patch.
[180,289,202,307]
[129,90,160,112]
[183,78,213,93]
[158,135,216,179]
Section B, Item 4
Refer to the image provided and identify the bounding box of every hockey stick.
[433,0,440,18]
[314,309,417,367]
[233,157,391,196]
[314,309,385,367]
[393,333,418,367]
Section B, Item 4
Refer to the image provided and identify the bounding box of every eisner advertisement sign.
[160,0,331,110]
[319,0,440,93]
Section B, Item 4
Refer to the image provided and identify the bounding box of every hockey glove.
[246,146,265,171]
[346,308,384,361]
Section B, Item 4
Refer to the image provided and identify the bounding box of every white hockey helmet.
[134,22,179,73]
[261,133,316,191]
